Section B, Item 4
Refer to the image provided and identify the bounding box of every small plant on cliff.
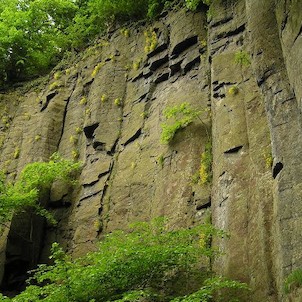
[161,102,204,144]
[144,29,158,53]
[91,62,105,78]
[0,153,80,227]
[228,85,239,96]
[284,269,302,294]
[199,141,212,185]
[234,50,251,67]
[0,218,248,301]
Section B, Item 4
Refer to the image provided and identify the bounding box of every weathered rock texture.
[0,0,301,301]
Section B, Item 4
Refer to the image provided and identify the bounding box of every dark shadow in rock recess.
[273,162,283,179]
[196,197,211,210]
[150,54,169,72]
[154,72,169,83]
[171,36,198,57]
[84,123,99,139]
[123,129,142,147]
[224,145,243,154]
[93,141,105,151]
[41,91,58,111]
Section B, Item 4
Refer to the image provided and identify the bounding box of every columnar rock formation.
[0,0,301,300]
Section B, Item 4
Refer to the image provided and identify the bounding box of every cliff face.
[0,0,301,301]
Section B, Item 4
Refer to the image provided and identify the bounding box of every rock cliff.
[0,0,301,301]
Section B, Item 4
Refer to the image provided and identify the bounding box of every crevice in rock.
[210,16,233,28]
[84,123,99,139]
[99,169,111,179]
[182,56,201,74]
[170,61,182,76]
[213,24,246,41]
[57,97,71,148]
[213,92,225,99]
[143,70,153,79]
[273,162,283,178]
[83,179,99,188]
[80,189,102,201]
[224,145,243,154]
[196,198,211,210]
[154,72,169,83]
[132,71,144,82]
[256,68,274,86]
[123,129,142,147]
[213,81,232,92]
[48,199,71,208]
[281,13,288,31]
[293,24,302,45]
[171,36,198,57]
[41,91,58,111]
[150,54,169,71]
[147,43,168,58]
[107,138,119,156]
[93,141,105,151]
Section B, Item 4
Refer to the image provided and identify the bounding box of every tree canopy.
[0,0,211,86]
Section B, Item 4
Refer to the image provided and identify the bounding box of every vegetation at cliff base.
[0,0,212,86]
[0,153,80,227]
[0,218,248,301]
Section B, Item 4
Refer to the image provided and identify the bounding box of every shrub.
[79,96,87,105]
[49,81,62,91]
[264,152,273,169]
[234,50,251,67]
[228,85,239,96]
[199,141,212,184]
[0,153,80,226]
[160,102,202,144]
[100,94,108,102]
[13,147,20,159]
[91,62,105,78]
[0,218,248,301]
[144,29,158,53]
[114,98,122,106]
[53,71,62,80]
[284,269,302,294]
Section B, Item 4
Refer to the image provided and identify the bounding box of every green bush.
[199,141,212,185]
[0,153,80,226]
[160,102,202,144]
[234,50,251,67]
[0,218,248,302]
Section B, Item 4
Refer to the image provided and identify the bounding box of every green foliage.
[0,218,248,302]
[0,0,78,84]
[1,0,215,84]
[161,102,202,144]
[228,85,239,96]
[234,50,251,67]
[264,152,273,169]
[172,277,249,302]
[199,141,212,184]
[284,269,302,294]
[144,29,158,53]
[185,0,211,11]
[0,153,80,226]
[114,98,122,106]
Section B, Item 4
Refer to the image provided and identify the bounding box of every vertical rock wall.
[0,1,302,300]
